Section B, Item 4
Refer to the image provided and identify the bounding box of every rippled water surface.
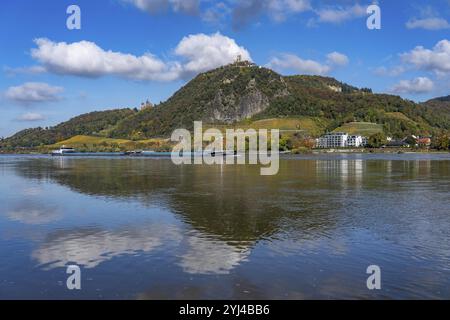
[0,154,449,299]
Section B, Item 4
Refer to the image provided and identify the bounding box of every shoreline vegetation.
[2,114,449,155]
[2,119,449,155]
[1,118,450,155]
[0,134,448,155]
[1,150,449,156]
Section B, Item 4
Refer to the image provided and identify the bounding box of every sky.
[1,0,450,138]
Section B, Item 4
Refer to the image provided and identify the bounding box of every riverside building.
[317,132,368,148]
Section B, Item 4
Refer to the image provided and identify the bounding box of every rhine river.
[0,154,449,299]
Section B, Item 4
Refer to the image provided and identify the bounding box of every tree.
[432,135,449,150]
[368,132,387,148]
[279,135,293,151]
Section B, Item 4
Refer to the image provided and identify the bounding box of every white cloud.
[401,39,450,76]
[202,2,231,26]
[124,0,312,27]
[373,66,406,77]
[174,32,252,75]
[232,0,311,29]
[327,51,349,66]
[16,113,46,122]
[32,224,182,269]
[170,0,199,14]
[266,0,311,21]
[391,77,434,94]
[313,4,366,24]
[179,234,249,275]
[29,34,251,81]
[267,54,330,75]
[283,0,311,12]
[122,1,368,29]
[4,65,46,76]
[31,38,179,81]
[405,5,450,31]
[123,0,199,15]
[7,202,59,224]
[406,17,450,30]
[267,51,348,75]
[5,82,63,104]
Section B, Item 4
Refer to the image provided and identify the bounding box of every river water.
[0,154,449,299]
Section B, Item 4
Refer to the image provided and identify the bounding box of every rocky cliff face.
[209,85,272,123]
[207,71,289,123]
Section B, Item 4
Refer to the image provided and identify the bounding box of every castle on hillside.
[233,54,256,68]
[140,99,153,111]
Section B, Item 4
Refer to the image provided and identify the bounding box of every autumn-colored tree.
[368,132,387,148]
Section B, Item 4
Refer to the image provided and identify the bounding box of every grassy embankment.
[332,122,383,136]
[44,135,171,153]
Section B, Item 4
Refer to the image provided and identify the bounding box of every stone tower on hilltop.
[140,99,153,111]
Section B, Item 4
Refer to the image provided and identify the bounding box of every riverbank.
[293,147,449,155]
[1,148,449,156]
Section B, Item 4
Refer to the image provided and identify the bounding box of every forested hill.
[2,62,450,149]
[423,95,450,111]
[425,95,450,103]
[108,62,450,139]
[0,109,136,149]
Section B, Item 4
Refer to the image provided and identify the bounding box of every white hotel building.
[317,132,368,148]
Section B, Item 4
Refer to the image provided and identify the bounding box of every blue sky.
[1,0,450,137]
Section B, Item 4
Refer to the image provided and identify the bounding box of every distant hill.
[421,97,450,135]
[2,62,450,150]
[0,109,136,149]
[109,62,450,139]
[425,95,450,103]
[423,95,450,113]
